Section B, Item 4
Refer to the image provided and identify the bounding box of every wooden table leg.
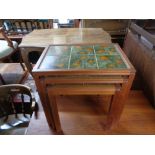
[18,47,26,71]
[34,76,57,131]
[105,73,135,130]
[20,47,44,76]
[48,95,62,133]
[105,90,123,129]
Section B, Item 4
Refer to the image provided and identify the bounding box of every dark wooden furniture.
[0,84,38,133]
[123,23,155,107]
[19,28,111,75]
[133,19,155,34]
[0,27,15,48]
[82,19,131,47]
[2,19,53,35]
[32,43,135,133]
[0,33,23,45]
[0,19,53,45]
[0,19,53,44]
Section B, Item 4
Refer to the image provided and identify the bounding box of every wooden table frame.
[32,44,136,133]
[19,28,111,75]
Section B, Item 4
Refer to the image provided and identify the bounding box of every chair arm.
[0,84,39,119]
[0,27,14,49]
[0,84,39,114]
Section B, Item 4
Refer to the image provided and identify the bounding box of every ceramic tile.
[47,46,71,56]
[72,45,94,55]
[70,54,97,69]
[94,44,119,55]
[97,55,127,69]
[40,55,69,69]
[41,44,128,70]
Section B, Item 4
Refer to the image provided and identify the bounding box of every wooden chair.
[3,19,53,35]
[0,84,38,134]
[0,27,25,84]
[1,20,53,77]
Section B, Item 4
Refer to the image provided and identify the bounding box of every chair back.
[0,84,37,119]
[0,27,14,48]
[3,19,53,35]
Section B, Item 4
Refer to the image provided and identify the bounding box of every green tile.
[41,45,127,70]
[47,46,71,56]
[72,45,94,55]
[70,54,97,69]
[40,55,69,69]
[97,55,127,69]
[94,44,119,55]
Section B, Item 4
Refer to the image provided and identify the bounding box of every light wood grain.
[19,28,112,75]
[32,44,135,133]
[19,28,111,48]
[26,90,155,135]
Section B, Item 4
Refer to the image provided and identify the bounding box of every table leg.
[105,90,123,129]
[20,47,44,76]
[34,76,57,131]
[48,95,62,133]
[105,73,135,130]
[18,47,26,71]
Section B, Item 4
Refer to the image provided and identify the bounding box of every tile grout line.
[93,45,99,69]
[68,46,73,69]
[114,44,130,69]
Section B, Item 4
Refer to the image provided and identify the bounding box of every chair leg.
[0,73,6,85]
[20,62,26,71]
[19,54,26,71]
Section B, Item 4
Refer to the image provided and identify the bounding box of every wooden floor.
[1,67,155,135]
[25,76,155,135]
[1,63,154,135]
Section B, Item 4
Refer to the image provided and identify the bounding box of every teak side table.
[32,43,135,133]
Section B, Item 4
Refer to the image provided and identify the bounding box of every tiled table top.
[39,44,128,70]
